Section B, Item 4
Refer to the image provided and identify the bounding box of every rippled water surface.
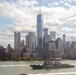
[0,60,76,75]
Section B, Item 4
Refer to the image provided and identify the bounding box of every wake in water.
[0,64,29,67]
[28,72,76,75]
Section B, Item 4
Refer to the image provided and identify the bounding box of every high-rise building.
[43,35,51,44]
[26,35,29,49]
[14,32,17,50]
[37,7,43,48]
[63,34,66,49]
[14,32,21,50]
[55,38,64,57]
[50,31,56,41]
[44,28,48,36]
[26,32,36,51]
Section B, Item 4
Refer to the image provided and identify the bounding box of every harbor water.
[0,60,76,75]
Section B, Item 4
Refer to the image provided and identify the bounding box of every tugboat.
[30,59,75,69]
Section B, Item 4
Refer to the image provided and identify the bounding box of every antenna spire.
[39,4,41,14]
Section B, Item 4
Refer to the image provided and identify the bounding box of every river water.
[0,60,76,75]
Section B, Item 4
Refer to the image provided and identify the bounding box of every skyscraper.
[63,34,66,49]
[37,7,43,48]
[50,31,56,41]
[26,32,36,51]
[44,28,48,36]
[14,32,21,50]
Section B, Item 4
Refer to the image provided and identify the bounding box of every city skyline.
[0,0,76,48]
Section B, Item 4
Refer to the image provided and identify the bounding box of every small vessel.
[30,60,75,69]
[19,73,27,75]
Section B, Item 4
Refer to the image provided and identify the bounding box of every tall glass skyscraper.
[37,9,43,48]
[14,32,21,50]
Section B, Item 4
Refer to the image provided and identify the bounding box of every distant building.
[50,31,56,41]
[55,38,64,58]
[20,39,24,50]
[44,35,51,43]
[26,32,36,51]
[0,45,5,59]
[71,41,76,49]
[65,41,71,58]
[26,35,29,49]
[63,34,66,49]
[44,28,48,36]
[14,32,21,50]
[43,35,51,47]
[49,41,56,50]
[11,50,21,60]
[7,44,12,53]
[70,41,76,59]
[37,7,43,48]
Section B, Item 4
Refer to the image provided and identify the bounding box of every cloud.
[0,0,76,48]
[64,2,71,7]
[61,27,72,32]
[66,16,76,28]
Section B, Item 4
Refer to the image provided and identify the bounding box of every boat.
[19,73,27,75]
[30,60,75,69]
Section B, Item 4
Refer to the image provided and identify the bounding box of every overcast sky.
[0,0,76,48]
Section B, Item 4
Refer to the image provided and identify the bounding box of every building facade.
[50,31,56,41]
[14,32,21,50]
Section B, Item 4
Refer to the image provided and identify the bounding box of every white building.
[26,32,36,51]
[14,32,21,50]
[50,31,56,41]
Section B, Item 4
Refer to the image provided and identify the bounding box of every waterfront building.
[50,31,56,41]
[7,44,12,53]
[37,7,43,48]
[11,50,21,60]
[0,45,5,59]
[14,32,21,50]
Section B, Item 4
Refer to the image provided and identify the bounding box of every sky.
[0,0,76,48]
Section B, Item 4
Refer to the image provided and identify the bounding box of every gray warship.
[30,60,75,69]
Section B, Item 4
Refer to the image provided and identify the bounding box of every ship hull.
[30,65,43,69]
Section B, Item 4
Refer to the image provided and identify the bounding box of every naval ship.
[30,60,75,69]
